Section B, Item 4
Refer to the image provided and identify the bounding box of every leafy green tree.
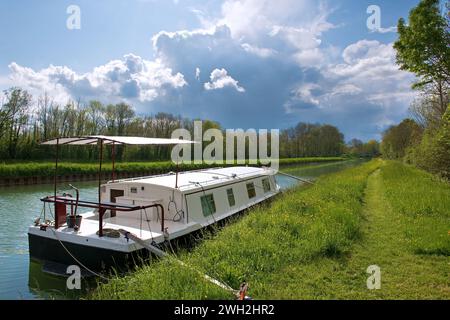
[1,88,32,158]
[431,105,450,177]
[363,140,381,157]
[381,119,423,159]
[394,0,450,119]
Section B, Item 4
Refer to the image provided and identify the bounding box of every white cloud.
[219,0,336,67]
[241,43,276,58]
[329,84,362,96]
[152,25,234,67]
[294,83,320,105]
[286,39,417,131]
[293,48,324,66]
[154,1,336,70]
[371,26,397,34]
[219,0,315,38]
[204,68,245,92]
[7,63,74,103]
[328,40,412,85]
[7,54,187,104]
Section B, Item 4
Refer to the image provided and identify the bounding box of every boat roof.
[110,166,275,192]
[41,135,195,145]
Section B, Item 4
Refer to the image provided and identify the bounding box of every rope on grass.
[118,228,238,296]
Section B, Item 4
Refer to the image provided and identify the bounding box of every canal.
[0,160,364,299]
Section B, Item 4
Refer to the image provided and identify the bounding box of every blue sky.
[0,0,421,141]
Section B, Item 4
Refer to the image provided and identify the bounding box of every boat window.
[130,187,137,194]
[262,178,271,193]
[200,194,216,216]
[246,182,256,199]
[226,188,235,207]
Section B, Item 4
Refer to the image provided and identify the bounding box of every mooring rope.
[119,229,238,296]
[50,228,110,281]
[277,171,315,185]
[48,220,238,296]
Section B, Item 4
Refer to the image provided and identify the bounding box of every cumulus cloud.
[1,0,417,140]
[204,68,245,92]
[7,54,186,104]
[152,25,236,71]
[219,0,336,67]
[325,40,414,102]
[285,39,416,136]
[219,0,317,39]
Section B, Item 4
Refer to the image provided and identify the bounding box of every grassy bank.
[92,160,450,299]
[380,162,450,256]
[0,157,344,178]
[92,160,380,299]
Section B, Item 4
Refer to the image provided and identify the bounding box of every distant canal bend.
[0,160,364,299]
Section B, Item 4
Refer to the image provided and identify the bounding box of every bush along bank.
[0,157,345,186]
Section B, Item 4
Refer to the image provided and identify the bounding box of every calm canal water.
[0,160,363,299]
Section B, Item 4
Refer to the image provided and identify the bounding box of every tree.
[279,122,345,158]
[106,103,135,160]
[86,100,105,134]
[363,140,380,157]
[381,119,423,159]
[115,103,135,136]
[433,105,450,177]
[348,138,364,155]
[1,88,32,158]
[394,0,450,120]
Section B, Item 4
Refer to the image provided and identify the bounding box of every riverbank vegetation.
[0,157,345,178]
[92,160,378,299]
[91,160,450,299]
[382,0,450,179]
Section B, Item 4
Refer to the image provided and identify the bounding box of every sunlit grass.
[91,160,450,299]
[380,161,450,256]
[91,160,380,299]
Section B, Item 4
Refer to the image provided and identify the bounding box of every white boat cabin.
[100,166,279,235]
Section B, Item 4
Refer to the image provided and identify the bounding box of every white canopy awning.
[41,135,195,145]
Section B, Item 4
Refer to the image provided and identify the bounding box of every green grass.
[0,157,344,178]
[91,160,380,299]
[91,160,450,299]
[261,165,450,299]
[380,162,450,256]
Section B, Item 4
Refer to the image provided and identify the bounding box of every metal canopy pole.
[98,139,104,237]
[175,161,179,188]
[111,141,115,182]
[54,138,59,229]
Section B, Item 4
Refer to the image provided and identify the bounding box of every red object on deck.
[55,202,66,228]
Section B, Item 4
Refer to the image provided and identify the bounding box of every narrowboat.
[28,136,280,271]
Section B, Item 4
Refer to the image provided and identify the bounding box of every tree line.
[0,86,377,162]
[280,123,379,158]
[382,0,449,178]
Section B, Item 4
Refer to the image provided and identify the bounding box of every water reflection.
[28,260,97,299]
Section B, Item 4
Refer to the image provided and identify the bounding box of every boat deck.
[81,210,201,242]
[29,210,202,253]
